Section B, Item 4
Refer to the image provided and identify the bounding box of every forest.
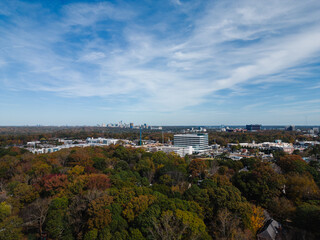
[0,142,320,240]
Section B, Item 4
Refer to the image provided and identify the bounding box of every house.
[257,219,281,240]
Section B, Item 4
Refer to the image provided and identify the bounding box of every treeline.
[1,126,318,147]
[0,145,320,239]
[0,127,171,146]
[208,130,316,146]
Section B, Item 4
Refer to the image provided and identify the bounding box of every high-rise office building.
[174,133,209,153]
[286,125,295,131]
[246,124,261,131]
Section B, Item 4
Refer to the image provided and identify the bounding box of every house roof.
[257,219,281,240]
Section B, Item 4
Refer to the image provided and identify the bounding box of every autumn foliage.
[0,142,319,239]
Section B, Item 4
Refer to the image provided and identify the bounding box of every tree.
[87,195,113,230]
[86,174,111,191]
[150,210,187,240]
[134,204,161,237]
[150,210,210,240]
[12,183,39,205]
[0,155,19,179]
[93,157,107,171]
[115,160,130,171]
[233,163,285,205]
[175,209,208,239]
[213,208,251,240]
[285,174,320,201]
[0,202,23,239]
[151,151,169,166]
[98,228,112,240]
[84,228,98,240]
[0,216,23,240]
[135,158,155,183]
[294,203,320,235]
[245,205,265,235]
[267,197,295,222]
[188,159,207,178]
[68,195,88,238]
[32,161,52,177]
[42,174,69,195]
[129,228,145,240]
[123,195,156,222]
[277,155,307,174]
[22,198,51,236]
[0,202,11,221]
[45,197,73,240]
[68,165,85,176]
[67,148,93,167]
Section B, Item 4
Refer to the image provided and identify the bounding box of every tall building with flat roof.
[246,124,261,131]
[286,125,295,131]
[174,133,209,153]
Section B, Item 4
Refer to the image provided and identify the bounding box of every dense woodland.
[0,141,320,239]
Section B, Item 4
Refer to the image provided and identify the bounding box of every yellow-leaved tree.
[248,205,265,234]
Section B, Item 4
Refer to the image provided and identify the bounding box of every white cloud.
[1,0,320,114]
[78,52,106,62]
[171,0,182,6]
[62,2,135,26]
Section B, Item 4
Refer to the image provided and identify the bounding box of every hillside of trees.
[0,145,320,239]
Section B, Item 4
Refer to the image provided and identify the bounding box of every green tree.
[0,216,23,240]
[84,228,98,240]
[0,202,23,240]
[129,228,145,240]
[123,195,156,222]
[294,203,320,235]
[150,210,210,240]
[233,163,285,205]
[12,183,39,205]
[45,197,73,240]
[0,202,11,221]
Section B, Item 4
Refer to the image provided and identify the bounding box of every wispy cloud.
[308,82,320,89]
[1,0,320,120]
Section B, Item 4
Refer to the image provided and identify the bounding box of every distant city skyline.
[1,0,320,125]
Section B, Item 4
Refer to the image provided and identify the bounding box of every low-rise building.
[149,146,194,157]
[86,137,119,145]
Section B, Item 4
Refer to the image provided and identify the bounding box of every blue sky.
[1,0,320,126]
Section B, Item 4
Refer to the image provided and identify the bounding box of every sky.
[1,0,320,126]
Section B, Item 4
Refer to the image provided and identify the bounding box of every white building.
[86,137,119,145]
[174,133,209,153]
[230,140,295,154]
[28,138,120,154]
[149,146,194,157]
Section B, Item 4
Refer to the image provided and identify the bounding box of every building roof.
[257,219,281,240]
[174,133,208,137]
